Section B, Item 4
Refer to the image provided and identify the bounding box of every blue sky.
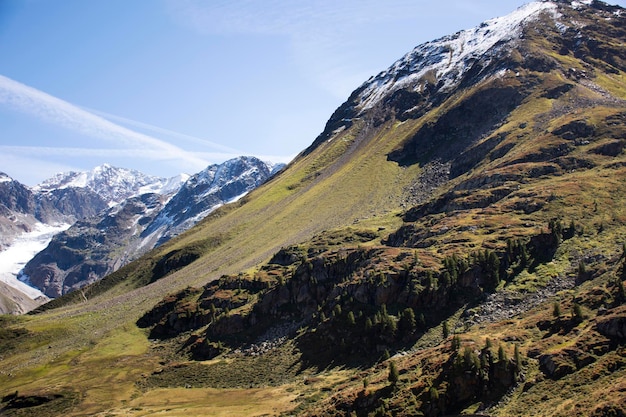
[1,0,625,185]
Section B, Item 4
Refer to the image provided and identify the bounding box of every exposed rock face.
[22,193,169,297]
[596,306,626,342]
[0,172,39,251]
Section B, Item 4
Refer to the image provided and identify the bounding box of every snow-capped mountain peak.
[356,1,559,112]
[33,164,177,205]
[0,172,13,183]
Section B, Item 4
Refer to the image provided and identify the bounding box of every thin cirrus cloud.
[0,145,255,167]
[167,0,428,98]
[81,107,244,155]
[0,74,215,171]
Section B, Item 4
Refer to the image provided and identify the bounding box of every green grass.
[141,341,302,390]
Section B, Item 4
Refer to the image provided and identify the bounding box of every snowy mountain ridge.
[141,156,276,248]
[17,156,281,299]
[0,172,11,183]
[33,163,186,205]
[355,1,559,112]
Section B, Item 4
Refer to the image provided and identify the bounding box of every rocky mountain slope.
[20,156,279,298]
[1,1,625,416]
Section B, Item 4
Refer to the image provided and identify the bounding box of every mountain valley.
[1,1,626,416]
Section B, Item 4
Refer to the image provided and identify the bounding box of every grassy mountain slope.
[1,1,626,416]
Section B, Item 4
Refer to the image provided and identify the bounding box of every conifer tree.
[399,308,417,336]
[572,302,584,321]
[452,335,461,351]
[333,304,342,317]
[388,361,399,386]
[578,260,588,281]
[429,386,439,401]
[442,320,450,339]
[514,344,522,373]
[418,313,426,329]
[347,311,356,325]
[498,345,508,364]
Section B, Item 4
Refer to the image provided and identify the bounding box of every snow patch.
[138,173,189,195]
[571,0,593,9]
[0,222,70,299]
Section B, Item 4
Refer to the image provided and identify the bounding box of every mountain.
[143,156,279,247]
[0,165,186,312]
[20,157,279,298]
[0,172,40,251]
[0,164,176,250]
[33,163,171,203]
[1,1,625,416]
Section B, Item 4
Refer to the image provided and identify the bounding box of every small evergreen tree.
[572,302,584,321]
[578,260,588,281]
[442,320,450,339]
[209,303,217,321]
[553,301,561,318]
[514,344,522,373]
[333,304,342,317]
[485,337,493,349]
[347,311,356,326]
[399,308,417,336]
[388,361,399,386]
[498,345,508,364]
[418,313,426,329]
[486,250,501,290]
[506,238,515,264]
[520,243,529,268]
[452,335,461,351]
[429,386,439,401]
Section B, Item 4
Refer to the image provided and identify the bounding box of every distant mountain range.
[0,157,282,312]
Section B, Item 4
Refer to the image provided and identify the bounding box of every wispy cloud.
[0,74,211,172]
[83,107,244,155]
[167,0,430,98]
[0,145,244,162]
